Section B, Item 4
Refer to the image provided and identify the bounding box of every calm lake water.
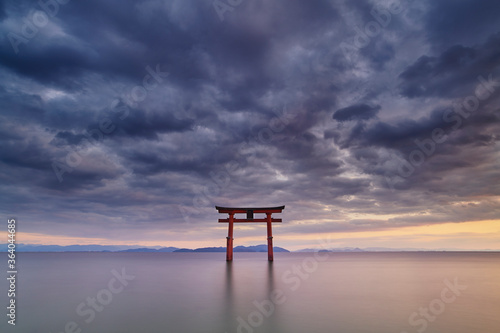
[1,252,499,333]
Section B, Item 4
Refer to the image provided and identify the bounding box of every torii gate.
[216,205,285,261]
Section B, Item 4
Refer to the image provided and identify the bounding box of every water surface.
[1,252,499,333]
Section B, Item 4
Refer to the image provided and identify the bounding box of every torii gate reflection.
[215,206,285,261]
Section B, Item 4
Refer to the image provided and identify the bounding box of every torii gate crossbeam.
[215,206,285,261]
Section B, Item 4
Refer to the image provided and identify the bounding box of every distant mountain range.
[0,244,180,252]
[0,244,498,252]
[0,243,289,253]
[174,245,289,253]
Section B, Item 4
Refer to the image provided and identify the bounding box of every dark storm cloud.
[424,0,500,49]
[339,108,451,150]
[338,32,500,153]
[0,0,499,247]
[333,104,380,122]
[109,109,194,140]
[53,131,86,146]
[0,1,6,20]
[0,136,51,172]
[398,33,500,98]
[0,43,94,89]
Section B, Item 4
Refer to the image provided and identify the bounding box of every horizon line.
[2,243,500,252]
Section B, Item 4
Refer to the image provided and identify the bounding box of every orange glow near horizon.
[1,219,499,250]
[274,219,500,250]
[0,232,225,248]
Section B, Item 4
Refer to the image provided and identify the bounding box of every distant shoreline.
[1,250,499,253]
[1,243,499,253]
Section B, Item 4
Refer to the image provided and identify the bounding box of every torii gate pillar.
[266,212,273,261]
[226,213,234,261]
[216,206,285,261]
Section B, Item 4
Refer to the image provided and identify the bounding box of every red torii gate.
[216,205,285,261]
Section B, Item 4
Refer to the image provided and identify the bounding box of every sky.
[0,0,499,250]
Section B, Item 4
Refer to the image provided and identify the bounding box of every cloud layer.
[0,0,499,248]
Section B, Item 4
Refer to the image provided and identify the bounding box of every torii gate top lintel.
[215,205,285,211]
[215,205,285,213]
[215,205,285,261]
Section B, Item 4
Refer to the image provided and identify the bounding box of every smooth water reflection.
[223,257,279,333]
[0,252,499,333]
